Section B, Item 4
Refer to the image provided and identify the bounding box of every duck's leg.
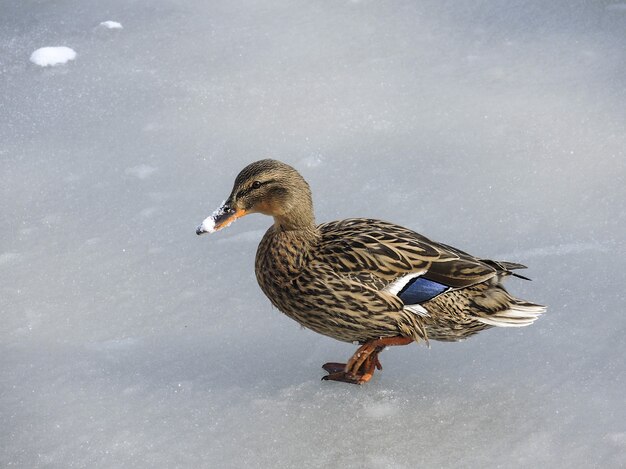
[322,336,413,384]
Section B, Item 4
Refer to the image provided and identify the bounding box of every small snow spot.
[30,47,76,67]
[100,20,123,29]
[125,164,157,179]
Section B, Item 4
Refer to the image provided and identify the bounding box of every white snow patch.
[30,46,76,67]
[197,201,237,234]
[198,215,216,233]
[125,164,157,179]
[100,20,123,29]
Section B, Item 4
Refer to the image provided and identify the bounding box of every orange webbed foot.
[321,336,413,385]
[322,345,382,385]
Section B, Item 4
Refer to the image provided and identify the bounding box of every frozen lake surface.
[1,1,625,467]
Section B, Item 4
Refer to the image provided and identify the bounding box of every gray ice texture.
[1,1,625,468]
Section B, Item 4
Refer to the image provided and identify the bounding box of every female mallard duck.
[196,159,545,384]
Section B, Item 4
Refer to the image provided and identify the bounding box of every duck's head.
[196,159,314,234]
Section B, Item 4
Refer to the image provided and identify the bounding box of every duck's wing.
[317,218,506,291]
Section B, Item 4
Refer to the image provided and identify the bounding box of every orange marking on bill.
[214,209,247,230]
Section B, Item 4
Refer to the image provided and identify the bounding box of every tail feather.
[510,271,532,281]
[496,261,528,271]
[482,259,533,281]
[475,298,546,328]
[465,281,546,328]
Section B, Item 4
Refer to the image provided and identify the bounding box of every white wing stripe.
[382,271,426,296]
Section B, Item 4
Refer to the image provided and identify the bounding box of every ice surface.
[125,164,158,179]
[2,0,625,468]
[606,4,626,11]
[29,46,77,66]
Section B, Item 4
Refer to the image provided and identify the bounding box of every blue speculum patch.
[398,277,449,304]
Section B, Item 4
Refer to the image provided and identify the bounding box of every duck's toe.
[321,370,372,385]
[322,362,347,374]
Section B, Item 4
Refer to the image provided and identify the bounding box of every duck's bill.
[196,202,246,235]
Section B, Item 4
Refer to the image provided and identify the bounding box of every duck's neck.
[269,176,318,243]
[273,205,316,233]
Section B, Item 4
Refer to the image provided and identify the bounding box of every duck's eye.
[251,181,262,189]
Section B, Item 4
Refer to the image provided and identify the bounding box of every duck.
[196,159,545,384]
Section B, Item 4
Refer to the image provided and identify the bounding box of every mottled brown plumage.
[197,159,545,384]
